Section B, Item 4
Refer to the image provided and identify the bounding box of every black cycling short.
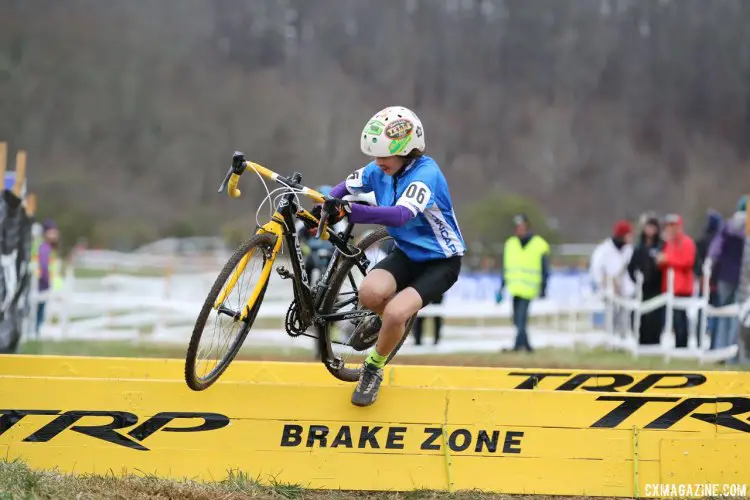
[371,247,462,305]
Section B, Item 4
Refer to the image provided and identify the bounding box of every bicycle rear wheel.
[316,228,416,382]
[185,233,276,391]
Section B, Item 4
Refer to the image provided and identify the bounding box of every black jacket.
[627,234,664,299]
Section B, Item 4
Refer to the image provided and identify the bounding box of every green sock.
[366,350,388,369]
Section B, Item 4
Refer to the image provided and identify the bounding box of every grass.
[17,339,312,360]
[15,339,733,370]
[73,267,169,279]
[0,459,627,500]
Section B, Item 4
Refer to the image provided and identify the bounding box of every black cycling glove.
[311,198,350,225]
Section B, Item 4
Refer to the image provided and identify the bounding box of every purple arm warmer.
[349,203,414,227]
[329,181,349,199]
[327,180,414,227]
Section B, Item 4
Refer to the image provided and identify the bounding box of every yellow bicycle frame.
[213,160,328,321]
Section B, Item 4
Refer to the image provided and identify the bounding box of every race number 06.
[404,184,427,204]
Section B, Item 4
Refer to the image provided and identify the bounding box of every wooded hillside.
[3,0,750,250]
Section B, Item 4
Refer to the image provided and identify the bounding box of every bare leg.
[357,269,424,355]
[347,269,398,351]
[358,269,397,315]
[376,287,422,356]
[351,282,423,407]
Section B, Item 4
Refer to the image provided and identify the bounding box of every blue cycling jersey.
[345,155,466,262]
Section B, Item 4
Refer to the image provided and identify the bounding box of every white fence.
[600,268,740,363]
[25,249,745,362]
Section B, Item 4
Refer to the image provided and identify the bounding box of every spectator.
[412,294,444,346]
[707,196,747,351]
[590,220,635,335]
[694,209,723,347]
[627,215,664,345]
[498,213,550,353]
[35,218,63,336]
[658,213,696,348]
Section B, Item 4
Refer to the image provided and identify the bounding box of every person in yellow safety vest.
[497,213,550,352]
[33,219,63,336]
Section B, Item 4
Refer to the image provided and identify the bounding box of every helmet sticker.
[384,119,414,140]
[388,134,413,155]
[366,120,385,135]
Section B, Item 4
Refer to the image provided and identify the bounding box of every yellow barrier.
[2,354,749,394]
[0,375,748,496]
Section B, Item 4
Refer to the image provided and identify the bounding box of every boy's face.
[374,156,406,176]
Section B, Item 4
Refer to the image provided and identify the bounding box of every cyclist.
[314,105,465,406]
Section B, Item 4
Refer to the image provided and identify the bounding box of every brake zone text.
[280,424,524,454]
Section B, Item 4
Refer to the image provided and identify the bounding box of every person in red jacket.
[657,213,696,348]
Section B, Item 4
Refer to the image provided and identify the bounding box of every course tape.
[0,375,748,496]
[2,354,749,394]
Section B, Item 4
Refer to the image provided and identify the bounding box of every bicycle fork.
[213,217,285,322]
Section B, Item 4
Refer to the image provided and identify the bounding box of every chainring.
[285,300,312,337]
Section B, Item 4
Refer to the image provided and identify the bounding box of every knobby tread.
[185,232,275,391]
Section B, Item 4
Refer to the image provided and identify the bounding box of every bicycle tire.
[185,232,275,391]
[316,227,416,382]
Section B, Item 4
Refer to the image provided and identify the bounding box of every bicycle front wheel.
[185,232,276,391]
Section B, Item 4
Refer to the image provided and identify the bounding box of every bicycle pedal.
[276,266,292,280]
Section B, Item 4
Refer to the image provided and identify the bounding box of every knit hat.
[42,219,57,232]
[613,220,632,238]
[705,209,723,234]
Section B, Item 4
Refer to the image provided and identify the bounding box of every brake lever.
[217,166,234,193]
[218,151,248,193]
[315,206,329,240]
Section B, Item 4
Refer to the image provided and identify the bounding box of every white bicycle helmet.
[360,106,425,157]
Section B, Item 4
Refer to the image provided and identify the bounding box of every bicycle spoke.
[193,245,265,381]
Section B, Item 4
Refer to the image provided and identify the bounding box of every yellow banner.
[2,354,749,394]
[0,376,748,496]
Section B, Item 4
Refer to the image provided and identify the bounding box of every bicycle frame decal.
[318,309,373,322]
[280,199,309,287]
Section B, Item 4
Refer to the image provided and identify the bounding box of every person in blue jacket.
[317,105,466,406]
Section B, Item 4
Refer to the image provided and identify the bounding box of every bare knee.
[359,270,396,312]
[383,289,423,326]
[359,285,388,312]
